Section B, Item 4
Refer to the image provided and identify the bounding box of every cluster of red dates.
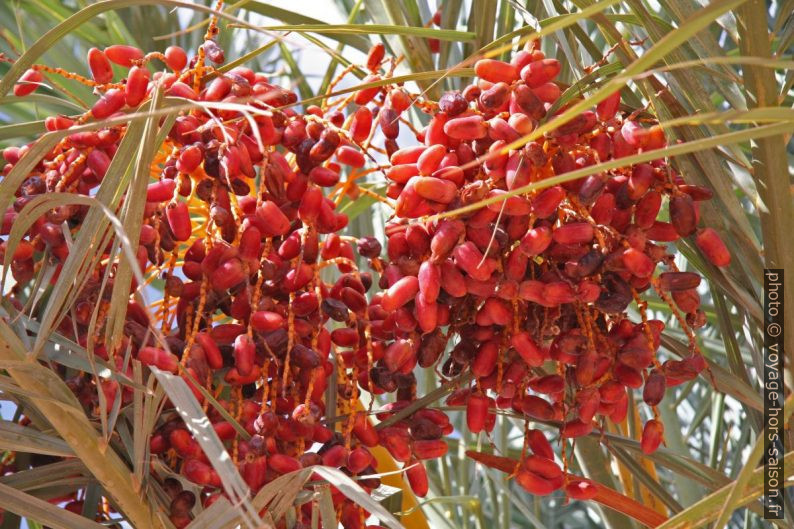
[1,22,729,529]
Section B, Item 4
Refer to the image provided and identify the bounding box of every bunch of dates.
[0,25,731,528]
[364,42,730,495]
[3,39,407,529]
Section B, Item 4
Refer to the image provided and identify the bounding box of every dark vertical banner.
[764,269,784,519]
